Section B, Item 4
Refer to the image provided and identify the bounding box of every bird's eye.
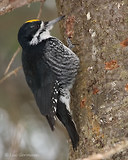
[30,24,40,29]
[30,25,35,29]
[37,24,40,28]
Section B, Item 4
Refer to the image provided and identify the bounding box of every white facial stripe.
[39,30,51,41]
[34,22,44,38]
[29,22,44,45]
[29,21,51,45]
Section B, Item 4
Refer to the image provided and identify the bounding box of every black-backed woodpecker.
[18,16,79,149]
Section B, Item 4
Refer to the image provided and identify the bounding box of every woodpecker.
[18,16,79,149]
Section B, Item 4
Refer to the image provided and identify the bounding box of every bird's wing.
[34,74,60,130]
[44,37,79,87]
[22,54,59,118]
[23,62,59,130]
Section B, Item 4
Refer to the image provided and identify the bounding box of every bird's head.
[18,16,65,49]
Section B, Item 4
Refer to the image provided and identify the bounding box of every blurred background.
[0,0,68,160]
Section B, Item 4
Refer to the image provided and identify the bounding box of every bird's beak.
[44,15,65,29]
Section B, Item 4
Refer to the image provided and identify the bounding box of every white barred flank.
[44,37,79,88]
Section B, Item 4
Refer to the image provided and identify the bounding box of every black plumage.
[18,17,79,149]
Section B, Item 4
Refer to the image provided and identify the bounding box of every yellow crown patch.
[25,19,40,23]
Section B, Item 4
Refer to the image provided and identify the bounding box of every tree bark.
[56,0,128,159]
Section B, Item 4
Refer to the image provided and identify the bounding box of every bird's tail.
[46,114,55,131]
[56,99,79,150]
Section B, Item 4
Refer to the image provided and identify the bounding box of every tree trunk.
[56,0,128,159]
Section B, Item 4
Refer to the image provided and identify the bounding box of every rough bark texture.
[0,0,42,15]
[56,0,128,159]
